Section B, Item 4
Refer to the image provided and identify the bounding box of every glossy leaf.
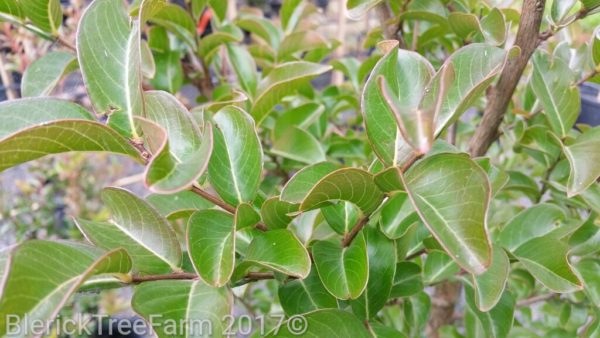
[379,192,419,239]
[575,258,600,307]
[351,226,396,319]
[146,190,212,219]
[363,42,434,165]
[400,153,492,274]
[77,0,144,138]
[563,127,600,196]
[278,31,330,60]
[260,197,298,230]
[151,51,184,93]
[0,98,141,172]
[312,233,368,300]
[226,44,258,96]
[390,262,423,298]
[472,246,510,312]
[0,241,131,337]
[265,309,371,337]
[278,269,338,316]
[300,168,384,214]
[531,51,580,138]
[21,0,62,33]
[464,285,515,338]
[148,3,197,49]
[21,51,77,97]
[480,8,507,45]
[281,162,339,203]
[513,235,583,293]
[273,103,324,139]
[187,210,235,287]
[76,187,181,274]
[245,229,311,278]
[322,202,360,235]
[498,203,565,251]
[251,61,332,124]
[272,126,326,164]
[132,280,231,338]
[423,250,460,284]
[551,0,577,24]
[208,106,263,206]
[141,91,213,193]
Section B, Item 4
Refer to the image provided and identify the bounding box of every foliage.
[1,0,600,337]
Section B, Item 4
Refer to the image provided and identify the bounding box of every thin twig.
[342,215,370,247]
[131,272,198,283]
[576,70,599,87]
[536,157,560,203]
[539,7,591,42]
[517,293,557,307]
[190,185,269,231]
[406,249,426,261]
[55,35,76,52]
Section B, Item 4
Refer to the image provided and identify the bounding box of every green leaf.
[390,262,423,298]
[313,232,368,299]
[209,0,227,21]
[146,190,212,219]
[21,0,62,33]
[280,0,316,34]
[273,103,325,139]
[0,98,141,172]
[251,61,332,124]
[278,269,339,316]
[498,203,565,251]
[464,285,515,338]
[265,309,371,337]
[148,3,197,49]
[404,292,431,336]
[260,197,299,230]
[272,126,326,164]
[575,258,600,307]
[300,168,384,214]
[531,51,580,138]
[346,0,382,19]
[236,15,281,49]
[448,12,481,40]
[21,51,76,97]
[581,0,600,10]
[0,0,24,20]
[226,43,258,96]
[140,91,213,193]
[480,8,507,45]
[363,43,434,166]
[351,226,396,319]
[423,250,460,284]
[563,127,600,196]
[199,24,243,59]
[234,203,260,230]
[471,246,510,312]
[150,51,184,93]
[208,106,263,206]
[379,192,420,239]
[281,162,339,203]
[187,210,235,287]
[77,0,144,138]
[0,241,131,337]
[245,229,311,278]
[132,280,231,338]
[400,153,492,275]
[552,0,577,24]
[322,202,360,235]
[75,187,181,274]
[513,235,582,293]
[278,31,330,60]
[401,0,448,25]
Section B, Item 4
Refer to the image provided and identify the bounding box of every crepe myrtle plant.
[2,0,600,336]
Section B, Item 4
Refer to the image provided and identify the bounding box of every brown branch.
[405,249,426,260]
[55,35,76,52]
[517,293,557,307]
[539,7,592,42]
[190,185,268,231]
[130,271,274,284]
[131,272,197,283]
[576,70,599,87]
[342,216,371,247]
[468,0,547,157]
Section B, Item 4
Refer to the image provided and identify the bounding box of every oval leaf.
[21,51,77,97]
[400,153,492,274]
[563,126,600,196]
[312,232,368,300]
[278,269,338,316]
[187,210,235,287]
[0,98,141,172]
[265,309,371,337]
[76,187,181,274]
[245,229,311,278]
[471,246,510,312]
[0,241,131,337]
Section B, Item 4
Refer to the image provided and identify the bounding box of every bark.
[468,0,546,157]
[426,282,462,338]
